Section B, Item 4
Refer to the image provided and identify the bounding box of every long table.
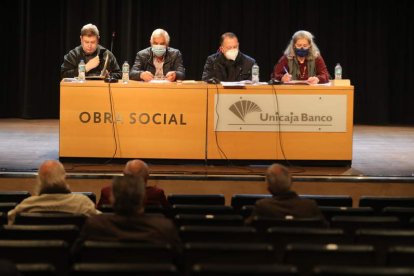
[60,81,354,162]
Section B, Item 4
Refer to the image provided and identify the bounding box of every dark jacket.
[72,213,181,255]
[130,47,185,81]
[202,51,256,81]
[97,185,170,208]
[245,191,327,224]
[61,45,121,79]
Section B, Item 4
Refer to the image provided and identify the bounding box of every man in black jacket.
[202,32,256,82]
[245,163,327,224]
[130,28,185,82]
[61,23,121,79]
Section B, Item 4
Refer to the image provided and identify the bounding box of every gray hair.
[266,163,292,195]
[35,160,69,195]
[112,175,146,215]
[150,28,170,45]
[283,30,320,60]
[81,23,100,38]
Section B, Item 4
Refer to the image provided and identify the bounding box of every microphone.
[104,31,118,83]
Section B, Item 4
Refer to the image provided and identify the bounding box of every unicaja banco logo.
[229,100,262,122]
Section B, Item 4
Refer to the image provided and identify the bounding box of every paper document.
[149,79,171,83]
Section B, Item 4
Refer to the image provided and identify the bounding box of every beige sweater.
[8,193,100,225]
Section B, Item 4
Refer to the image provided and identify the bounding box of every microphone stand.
[104,32,118,83]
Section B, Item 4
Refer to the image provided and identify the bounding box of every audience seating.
[76,241,177,264]
[266,227,350,261]
[284,243,376,275]
[240,205,255,218]
[191,264,299,275]
[359,196,414,214]
[330,216,401,237]
[72,263,179,276]
[72,192,96,204]
[179,225,259,243]
[231,194,271,210]
[355,229,414,263]
[98,204,169,216]
[183,242,276,273]
[300,195,353,207]
[0,240,69,276]
[319,207,375,222]
[386,246,414,267]
[172,205,236,216]
[0,224,80,245]
[174,214,244,227]
[0,212,6,225]
[313,265,414,275]
[14,212,87,228]
[16,263,57,276]
[381,207,414,227]
[0,191,30,203]
[251,216,328,233]
[0,202,17,213]
[167,194,225,205]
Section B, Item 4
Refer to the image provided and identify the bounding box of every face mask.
[294,48,309,57]
[152,45,166,57]
[224,49,239,61]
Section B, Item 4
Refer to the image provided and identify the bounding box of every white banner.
[214,94,347,132]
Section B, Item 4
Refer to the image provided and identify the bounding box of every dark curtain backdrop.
[1,0,413,124]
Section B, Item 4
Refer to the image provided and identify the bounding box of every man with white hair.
[61,23,121,79]
[8,160,99,224]
[245,163,325,224]
[130,28,185,82]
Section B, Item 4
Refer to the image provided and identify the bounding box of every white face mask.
[224,49,239,61]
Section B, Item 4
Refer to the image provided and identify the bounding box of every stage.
[1,118,414,177]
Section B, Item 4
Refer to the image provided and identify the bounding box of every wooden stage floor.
[1,118,414,177]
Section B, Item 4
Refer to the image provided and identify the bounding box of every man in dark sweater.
[246,163,326,224]
[74,175,180,249]
[60,23,121,79]
[202,32,256,82]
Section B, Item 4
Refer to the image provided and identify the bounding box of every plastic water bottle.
[335,63,342,80]
[78,59,86,82]
[122,61,129,83]
[252,63,259,84]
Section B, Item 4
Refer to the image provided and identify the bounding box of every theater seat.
[0,191,31,204]
[319,207,374,222]
[330,216,401,237]
[16,263,57,276]
[313,265,414,275]
[14,212,87,228]
[191,263,299,275]
[172,205,236,216]
[231,194,271,210]
[72,263,179,276]
[174,214,244,227]
[251,216,328,233]
[179,225,259,243]
[359,196,414,214]
[300,195,353,207]
[168,194,225,205]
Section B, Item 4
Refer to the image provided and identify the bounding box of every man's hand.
[140,71,154,82]
[165,71,177,82]
[85,56,100,72]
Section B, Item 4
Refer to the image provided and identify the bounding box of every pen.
[283,66,289,74]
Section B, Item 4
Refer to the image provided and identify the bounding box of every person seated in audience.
[130,28,185,82]
[7,160,99,225]
[202,32,256,82]
[97,159,170,208]
[245,163,326,224]
[75,175,180,247]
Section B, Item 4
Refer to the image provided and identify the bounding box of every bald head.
[36,160,69,195]
[265,163,292,195]
[123,159,149,183]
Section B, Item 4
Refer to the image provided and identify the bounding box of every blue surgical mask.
[151,45,166,57]
[295,48,309,57]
